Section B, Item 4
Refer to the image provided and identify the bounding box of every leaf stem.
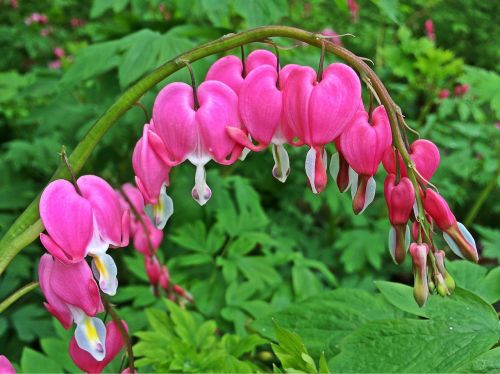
[0,282,39,314]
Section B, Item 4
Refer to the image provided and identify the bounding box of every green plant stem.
[0,282,39,314]
[464,169,499,226]
[0,25,421,274]
[102,296,134,373]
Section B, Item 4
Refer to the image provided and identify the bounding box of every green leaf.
[20,348,62,373]
[253,289,402,359]
[330,288,500,372]
[375,280,429,317]
[371,0,401,24]
[235,0,287,28]
[456,347,500,373]
[272,321,316,373]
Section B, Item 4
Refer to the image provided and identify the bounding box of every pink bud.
[422,189,456,231]
[283,63,361,193]
[438,89,450,99]
[53,47,65,58]
[48,60,61,69]
[320,28,342,46]
[409,243,429,306]
[38,254,103,328]
[384,174,415,226]
[70,18,86,28]
[206,49,277,94]
[144,256,162,286]
[132,122,171,205]
[423,189,478,262]
[133,214,163,256]
[118,183,145,218]
[0,355,16,374]
[69,320,127,374]
[159,266,171,291]
[454,84,469,97]
[425,19,435,41]
[382,139,440,182]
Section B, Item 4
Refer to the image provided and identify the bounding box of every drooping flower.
[347,0,359,23]
[425,19,435,41]
[423,189,478,262]
[283,63,361,193]
[39,176,130,295]
[150,80,243,205]
[409,243,429,306]
[384,174,415,263]
[454,84,469,97]
[144,255,162,290]
[230,62,303,182]
[69,320,127,373]
[206,49,277,94]
[132,122,173,229]
[340,105,392,213]
[0,355,16,374]
[39,254,106,360]
[320,27,342,47]
[382,139,440,183]
[438,89,450,99]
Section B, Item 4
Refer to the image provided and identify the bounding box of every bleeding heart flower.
[206,49,277,94]
[384,174,415,263]
[40,176,129,295]
[423,189,478,262]
[0,356,16,374]
[230,63,302,182]
[39,254,106,360]
[69,320,127,373]
[425,19,435,41]
[409,243,429,306]
[382,139,440,183]
[283,63,361,193]
[340,105,392,213]
[144,255,162,287]
[133,123,174,230]
[132,214,164,256]
[150,80,243,206]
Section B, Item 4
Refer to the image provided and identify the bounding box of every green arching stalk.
[0,282,39,314]
[0,25,425,275]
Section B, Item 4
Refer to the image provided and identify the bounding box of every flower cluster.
[118,183,192,302]
[37,175,129,370]
[130,48,478,307]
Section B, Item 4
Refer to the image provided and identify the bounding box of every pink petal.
[245,49,277,73]
[309,63,361,145]
[133,214,163,256]
[0,356,16,374]
[69,320,128,374]
[239,65,282,145]
[49,258,103,317]
[38,254,73,329]
[120,183,144,214]
[410,139,440,182]
[283,66,316,144]
[39,180,93,263]
[197,80,242,163]
[77,175,127,248]
[152,82,197,163]
[132,124,171,205]
[206,55,244,93]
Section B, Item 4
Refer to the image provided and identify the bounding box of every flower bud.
[435,273,450,297]
[423,189,478,262]
[434,250,455,293]
[409,243,429,306]
[144,256,162,287]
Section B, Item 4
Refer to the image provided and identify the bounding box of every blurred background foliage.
[0,0,499,372]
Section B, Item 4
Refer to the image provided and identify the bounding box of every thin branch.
[59,146,82,194]
[0,282,39,314]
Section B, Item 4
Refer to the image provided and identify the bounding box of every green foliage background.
[0,0,499,372]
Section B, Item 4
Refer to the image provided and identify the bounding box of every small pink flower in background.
[10,0,18,9]
[438,89,450,99]
[454,84,469,97]
[495,122,500,130]
[0,355,16,374]
[69,320,127,374]
[347,0,359,23]
[25,12,49,25]
[320,27,342,47]
[53,47,65,58]
[40,27,52,37]
[48,60,61,69]
[425,19,435,41]
[70,18,86,28]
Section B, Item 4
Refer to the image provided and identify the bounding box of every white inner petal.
[443,232,463,259]
[74,315,107,361]
[457,222,477,250]
[388,226,396,263]
[349,168,358,200]
[272,144,290,183]
[305,148,317,194]
[91,253,118,296]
